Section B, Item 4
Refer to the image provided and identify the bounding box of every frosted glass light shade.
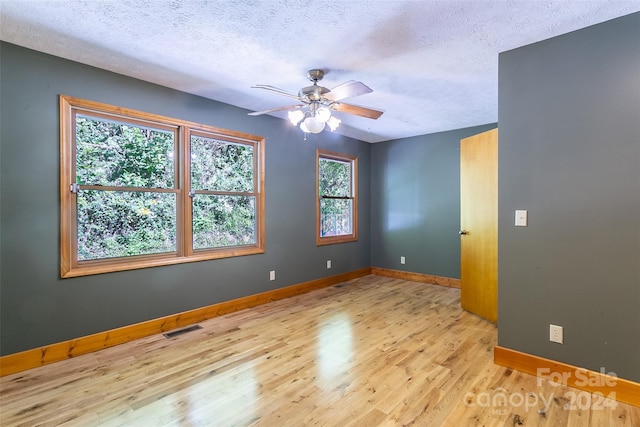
[316,107,331,123]
[327,116,341,131]
[288,110,305,126]
[301,116,325,134]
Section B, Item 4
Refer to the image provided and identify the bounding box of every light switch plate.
[515,210,528,227]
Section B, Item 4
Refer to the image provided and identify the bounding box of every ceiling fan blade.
[325,81,373,101]
[331,102,383,119]
[251,85,302,101]
[247,104,304,116]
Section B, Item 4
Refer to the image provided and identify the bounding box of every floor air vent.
[163,324,202,339]
[334,282,348,288]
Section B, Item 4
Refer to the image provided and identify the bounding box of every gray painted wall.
[498,13,640,382]
[0,42,371,355]
[370,124,497,278]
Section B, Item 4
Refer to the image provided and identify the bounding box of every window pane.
[319,158,351,197]
[320,198,353,237]
[77,190,177,260]
[192,194,256,249]
[191,136,254,192]
[75,115,175,188]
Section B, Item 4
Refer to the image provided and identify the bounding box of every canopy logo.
[463,367,618,415]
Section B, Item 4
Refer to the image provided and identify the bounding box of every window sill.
[61,247,265,278]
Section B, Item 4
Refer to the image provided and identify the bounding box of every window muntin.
[316,150,358,245]
[60,95,265,277]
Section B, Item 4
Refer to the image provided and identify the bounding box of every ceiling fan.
[248,69,383,134]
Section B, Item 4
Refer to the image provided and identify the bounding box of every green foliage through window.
[191,136,253,192]
[76,115,174,188]
[192,195,255,249]
[319,158,350,197]
[61,95,264,277]
[77,190,176,260]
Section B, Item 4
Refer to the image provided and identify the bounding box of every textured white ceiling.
[1,1,639,142]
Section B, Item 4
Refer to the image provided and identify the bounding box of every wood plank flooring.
[1,275,638,426]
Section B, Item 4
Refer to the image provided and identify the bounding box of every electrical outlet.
[327,260,332,269]
[400,256,406,265]
[550,324,563,344]
[269,270,276,281]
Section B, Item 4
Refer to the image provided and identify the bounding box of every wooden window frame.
[60,95,265,278]
[316,149,358,246]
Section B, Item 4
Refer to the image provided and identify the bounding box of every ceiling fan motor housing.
[299,69,330,102]
[307,69,325,82]
[299,85,330,102]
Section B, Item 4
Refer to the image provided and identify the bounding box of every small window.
[316,149,358,245]
[60,95,265,277]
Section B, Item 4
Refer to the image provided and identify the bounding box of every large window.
[60,96,265,277]
[316,149,358,245]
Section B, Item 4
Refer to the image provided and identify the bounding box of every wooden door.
[460,128,498,323]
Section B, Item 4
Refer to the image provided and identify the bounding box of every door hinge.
[70,183,80,193]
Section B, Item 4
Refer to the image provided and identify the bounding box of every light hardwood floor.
[1,275,637,426]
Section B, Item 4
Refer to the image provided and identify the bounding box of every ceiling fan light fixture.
[251,69,381,135]
[288,109,305,126]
